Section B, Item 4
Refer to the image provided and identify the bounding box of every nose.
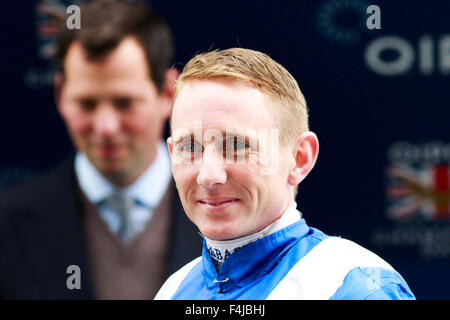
[197,144,227,188]
[92,104,121,137]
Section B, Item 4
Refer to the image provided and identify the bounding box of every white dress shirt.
[74,141,172,239]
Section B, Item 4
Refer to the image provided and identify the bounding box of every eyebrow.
[72,93,144,101]
[172,130,258,146]
[173,134,194,144]
[224,129,260,146]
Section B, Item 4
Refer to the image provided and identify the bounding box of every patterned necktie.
[104,192,135,243]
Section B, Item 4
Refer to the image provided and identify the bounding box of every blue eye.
[225,138,248,154]
[233,140,246,150]
[183,142,200,153]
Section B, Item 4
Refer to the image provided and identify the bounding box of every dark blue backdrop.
[1,0,449,299]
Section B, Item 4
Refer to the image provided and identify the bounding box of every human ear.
[167,136,173,160]
[160,67,180,119]
[287,131,319,186]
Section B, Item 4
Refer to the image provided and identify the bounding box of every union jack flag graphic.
[35,0,71,59]
[386,164,450,221]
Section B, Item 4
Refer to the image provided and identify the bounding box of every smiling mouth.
[198,199,239,207]
[95,144,123,156]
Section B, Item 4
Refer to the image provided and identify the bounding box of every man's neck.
[102,149,159,188]
[74,140,171,205]
[205,203,301,270]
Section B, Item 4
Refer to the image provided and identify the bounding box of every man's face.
[58,37,170,185]
[169,79,296,241]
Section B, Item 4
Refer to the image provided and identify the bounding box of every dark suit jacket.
[0,156,202,299]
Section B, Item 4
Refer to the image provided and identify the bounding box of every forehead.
[63,37,156,95]
[172,79,275,133]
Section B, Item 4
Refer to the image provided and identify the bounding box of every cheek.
[122,109,162,138]
[62,108,91,136]
[230,164,260,185]
[121,114,145,133]
[172,165,198,197]
[231,166,284,215]
[226,166,262,201]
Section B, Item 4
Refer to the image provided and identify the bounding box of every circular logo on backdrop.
[316,0,370,45]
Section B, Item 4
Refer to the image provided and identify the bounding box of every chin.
[97,162,134,184]
[188,201,250,240]
[95,155,130,170]
[96,162,125,175]
[199,223,243,241]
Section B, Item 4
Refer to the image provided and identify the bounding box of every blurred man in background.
[0,0,201,299]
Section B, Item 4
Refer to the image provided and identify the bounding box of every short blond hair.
[171,48,309,146]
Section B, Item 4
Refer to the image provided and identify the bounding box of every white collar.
[74,141,172,208]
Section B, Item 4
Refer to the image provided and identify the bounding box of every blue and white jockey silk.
[155,206,415,300]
